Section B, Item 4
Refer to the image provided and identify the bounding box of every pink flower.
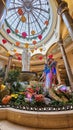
[22,32,27,38]
[2,39,7,44]
[38,35,42,40]
[6,29,11,34]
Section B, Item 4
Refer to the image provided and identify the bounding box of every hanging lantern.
[39,56,43,60]
[32,40,37,45]
[16,41,20,46]
[15,29,19,34]
[31,30,35,35]
[38,34,42,40]
[21,15,26,23]
[13,49,17,53]
[17,8,23,15]
[7,51,10,56]
[44,20,49,26]
[31,49,34,53]
[2,39,7,44]
[15,52,19,57]
[22,32,27,38]
[6,28,11,34]
[18,55,22,60]
[24,43,29,48]
[48,54,53,59]
[39,48,43,52]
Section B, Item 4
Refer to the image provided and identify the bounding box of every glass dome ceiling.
[5,0,52,45]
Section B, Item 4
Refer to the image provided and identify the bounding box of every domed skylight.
[5,0,52,45]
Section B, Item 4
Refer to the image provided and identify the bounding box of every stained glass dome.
[5,0,53,45]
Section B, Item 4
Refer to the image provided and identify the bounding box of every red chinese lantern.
[18,8,23,15]
[2,39,7,44]
[16,41,20,46]
[38,34,42,40]
[6,29,11,34]
[22,32,27,38]
[48,54,53,59]
[32,40,37,45]
[39,56,43,60]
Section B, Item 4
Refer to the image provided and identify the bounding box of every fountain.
[19,48,37,82]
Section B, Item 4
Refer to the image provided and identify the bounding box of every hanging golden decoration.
[21,15,26,23]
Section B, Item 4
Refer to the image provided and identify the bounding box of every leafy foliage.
[6,69,20,85]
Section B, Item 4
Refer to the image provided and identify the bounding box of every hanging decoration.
[24,43,29,48]
[21,15,26,23]
[39,48,43,52]
[15,41,20,46]
[18,55,22,60]
[15,29,19,34]
[17,8,23,15]
[15,52,19,57]
[48,54,53,59]
[13,49,17,53]
[32,40,37,45]
[6,51,10,56]
[31,30,35,35]
[31,49,34,53]
[38,34,42,40]
[38,56,43,60]
[44,20,49,26]
[22,32,27,38]
[2,39,7,44]
[6,28,11,34]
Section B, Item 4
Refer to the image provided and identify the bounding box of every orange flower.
[18,8,23,15]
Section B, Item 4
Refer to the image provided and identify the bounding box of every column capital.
[57,1,68,15]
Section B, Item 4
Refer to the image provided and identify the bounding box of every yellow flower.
[11,94,18,98]
[0,84,6,91]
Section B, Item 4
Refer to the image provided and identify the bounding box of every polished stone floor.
[0,120,72,130]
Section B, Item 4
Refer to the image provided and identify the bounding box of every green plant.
[6,69,20,85]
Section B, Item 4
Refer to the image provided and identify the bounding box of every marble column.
[56,0,73,41]
[58,38,73,90]
[4,55,13,80]
[0,0,10,28]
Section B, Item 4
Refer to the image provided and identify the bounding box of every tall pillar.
[58,38,73,90]
[4,55,13,80]
[0,0,10,28]
[56,0,73,41]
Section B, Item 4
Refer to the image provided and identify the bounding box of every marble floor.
[0,120,72,130]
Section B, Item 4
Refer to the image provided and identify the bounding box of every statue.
[40,55,57,93]
[22,48,31,71]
